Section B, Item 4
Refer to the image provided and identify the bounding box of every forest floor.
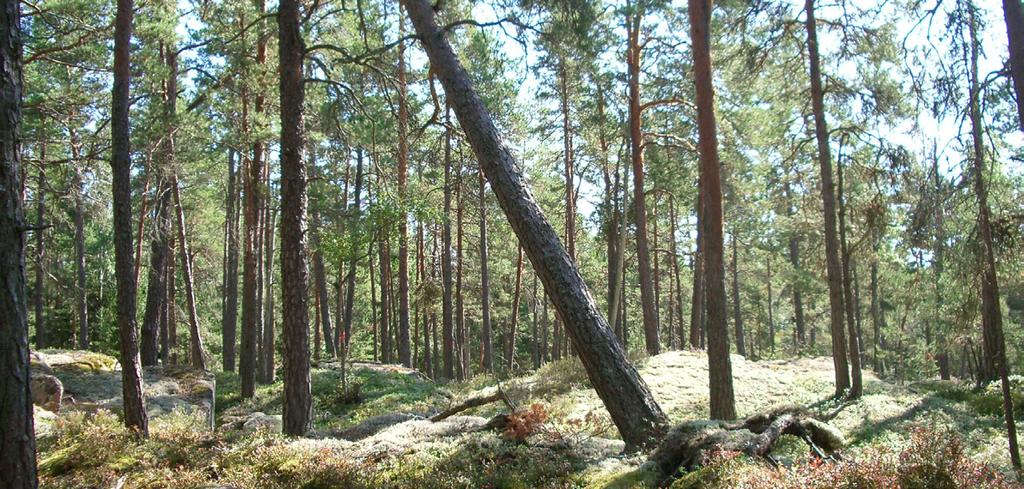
[34,350,1023,488]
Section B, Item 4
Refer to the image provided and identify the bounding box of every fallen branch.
[430,389,511,422]
[649,405,845,484]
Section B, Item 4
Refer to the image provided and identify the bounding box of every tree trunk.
[506,244,523,371]
[967,3,1021,469]
[239,1,266,400]
[731,234,745,357]
[172,177,208,371]
[560,64,575,261]
[783,177,805,347]
[626,5,660,355]
[396,8,412,368]
[0,0,39,478]
[379,233,392,364]
[479,167,493,372]
[766,254,775,354]
[369,240,378,362]
[837,151,862,398]
[442,106,455,379]
[689,182,705,349]
[278,0,312,436]
[141,182,170,367]
[33,153,45,349]
[456,163,467,379]
[74,154,89,350]
[690,0,736,421]
[223,150,240,371]
[805,0,849,397]
[1003,0,1024,131]
[341,148,364,347]
[262,206,276,382]
[313,228,336,358]
[531,273,540,368]
[669,196,686,349]
[111,0,148,435]
[167,231,177,364]
[403,0,670,449]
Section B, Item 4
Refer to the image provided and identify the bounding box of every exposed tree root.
[649,405,844,484]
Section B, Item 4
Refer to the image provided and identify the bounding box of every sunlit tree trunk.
[690,0,736,420]
[837,152,862,398]
[111,0,148,435]
[403,0,670,448]
[805,0,849,397]
[0,0,39,477]
[277,0,312,436]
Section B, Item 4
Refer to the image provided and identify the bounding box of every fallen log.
[649,405,844,484]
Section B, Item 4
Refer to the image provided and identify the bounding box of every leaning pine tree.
[401,0,669,450]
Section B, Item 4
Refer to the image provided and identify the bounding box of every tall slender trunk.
[141,182,170,366]
[560,64,575,260]
[403,0,670,448]
[731,234,745,357]
[837,150,862,397]
[531,273,540,368]
[417,222,430,373]
[396,8,412,368]
[341,148,364,345]
[805,0,849,396]
[223,150,240,371]
[669,195,685,349]
[278,0,312,435]
[783,177,805,346]
[627,4,660,355]
[33,149,45,349]
[111,0,148,435]
[262,206,276,381]
[456,163,467,379]
[379,233,392,363]
[0,0,40,478]
[74,149,89,350]
[967,3,1020,468]
[441,106,455,379]
[690,0,736,420]
[167,230,177,364]
[506,244,523,371]
[766,254,775,354]
[931,155,950,380]
[240,0,266,398]
[172,177,208,370]
[313,222,336,357]
[479,167,493,371]
[689,179,705,349]
[369,240,378,362]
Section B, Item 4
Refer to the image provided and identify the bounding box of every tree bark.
[669,195,686,349]
[837,151,862,398]
[690,0,736,420]
[262,205,276,382]
[967,3,1020,469]
[402,0,670,449]
[1,0,39,478]
[111,0,148,435]
[805,0,849,397]
[1002,0,1024,131]
[278,0,312,436]
[396,8,412,368]
[379,233,392,364]
[33,152,44,349]
[239,1,266,399]
[731,235,745,357]
[73,151,89,350]
[223,150,240,371]
[141,182,170,367]
[172,177,208,370]
[626,4,660,355]
[689,182,705,349]
[341,148,364,347]
[783,177,805,347]
[479,167,493,372]
[442,106,455,379]
[506,244,523,371]
[313,215,336,358]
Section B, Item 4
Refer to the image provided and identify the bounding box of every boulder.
[30,373,63,412]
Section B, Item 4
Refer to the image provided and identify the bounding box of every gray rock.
[30,373,63,412]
